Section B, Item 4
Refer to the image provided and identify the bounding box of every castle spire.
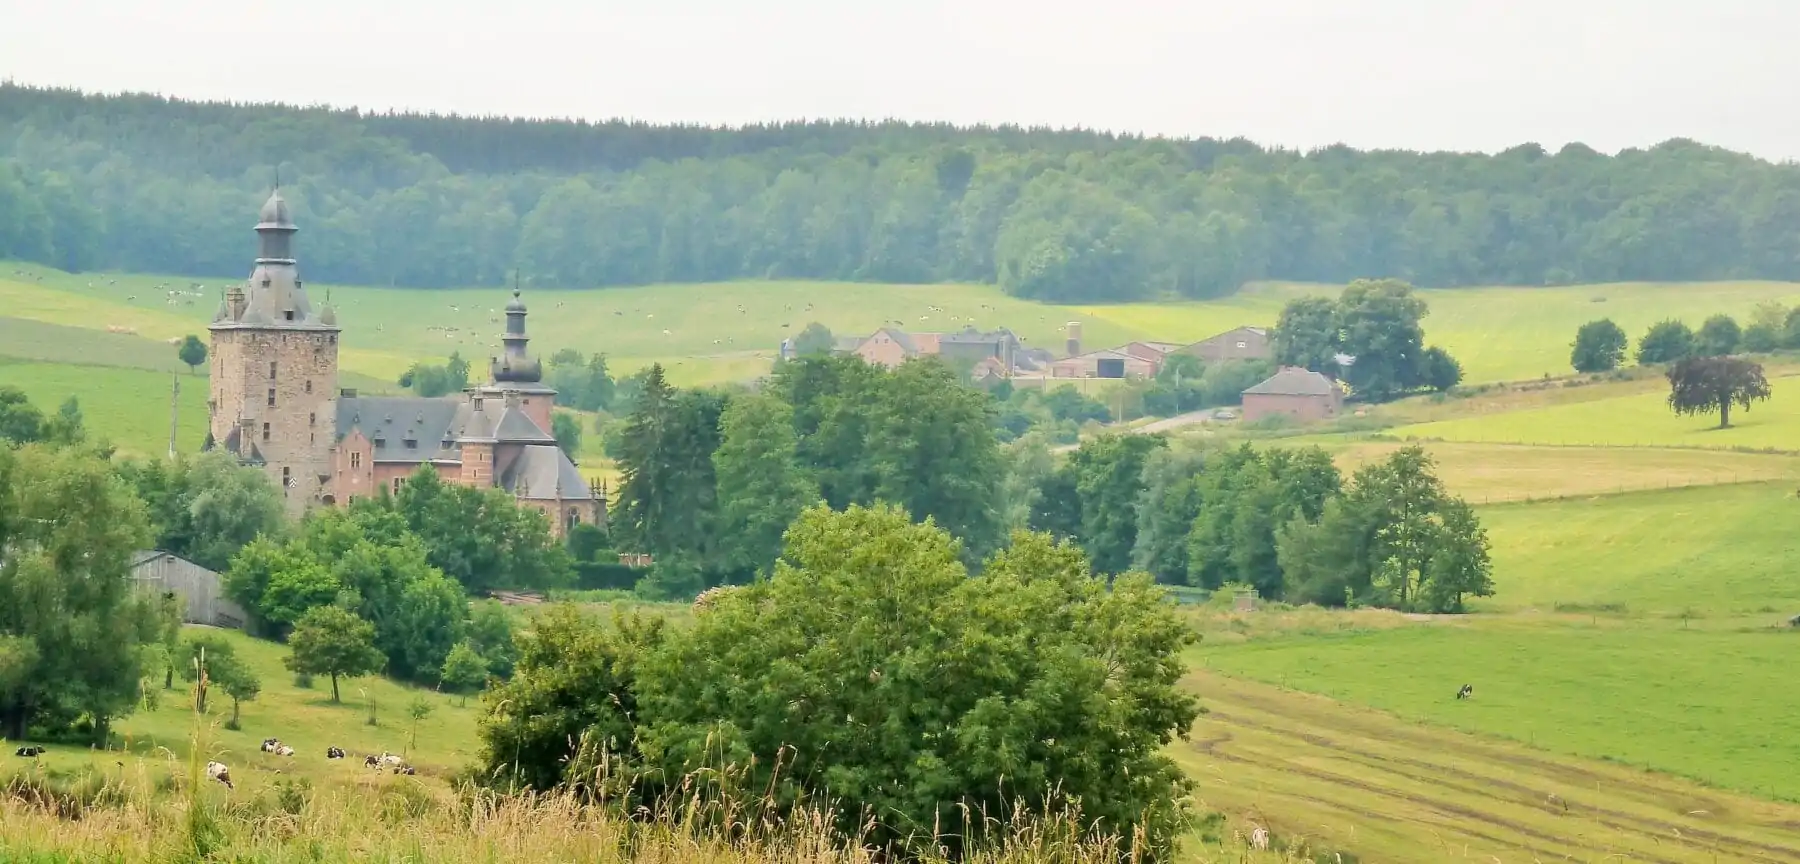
[490,275,542,384]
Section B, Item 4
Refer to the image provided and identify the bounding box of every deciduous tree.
[711,392,817,576]
[1666,356,1772,428]
[438,641,489,705]
[284,605,385,704]
[1696,314,1743,357]
[1637,319,1695,364]
[177,335,207,374]
[1571,318,1628,372]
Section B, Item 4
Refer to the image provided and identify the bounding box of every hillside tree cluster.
[6,86,1800,301]
[1271,279,1462,401]
[1026,437,1493,613]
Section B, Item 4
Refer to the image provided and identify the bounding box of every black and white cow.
[1456,684,1474,700]
[205,761,234,790]
[14,745,44,757]
[326,746,346,759]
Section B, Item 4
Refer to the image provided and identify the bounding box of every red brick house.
[1240,366,1344,423]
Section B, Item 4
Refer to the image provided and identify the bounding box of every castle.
[205,188,601,535]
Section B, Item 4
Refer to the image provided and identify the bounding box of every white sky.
[2,0,1796,160]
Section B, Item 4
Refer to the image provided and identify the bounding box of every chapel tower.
[207,187,341,515]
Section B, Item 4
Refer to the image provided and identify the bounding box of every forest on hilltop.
[2,84,1798,300]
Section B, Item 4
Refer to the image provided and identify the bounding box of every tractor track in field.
[1212,681,1770,827]
[1187,729,1685,864]
[1197,711,1800,863]
[1184,674,1800,862]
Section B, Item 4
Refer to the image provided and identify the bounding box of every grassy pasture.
[1174,667,1800,863]
[1196,621,1800,805]
[15,261,1800,388]
[1478,482,1800,615]
[0,360,209,457]
[1324,440,1800,504]
[9,625,483,793]
[1391,373,1800,450]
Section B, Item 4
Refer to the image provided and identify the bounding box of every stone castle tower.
[208,188,341,515]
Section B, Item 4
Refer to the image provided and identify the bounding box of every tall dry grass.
[0,769,1314,864]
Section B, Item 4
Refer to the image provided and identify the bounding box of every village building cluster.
[789,320,1345,423]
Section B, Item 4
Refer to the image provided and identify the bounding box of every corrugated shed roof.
[1243,367,1341,397]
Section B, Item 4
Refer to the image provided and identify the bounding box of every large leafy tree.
[1130,445,1207,584]
[1067,433,1167,574]
[1666,356,1772,428]
[1695,313,1743,357]
[1335,278,1429,401]
[1276,445,1492,613]
[118,451,284,573]
[1272,295,1341,372]
[633,505,1200,856]
[1637,319,1696,364]
[390,465,571,593]
[1570,318,1629,372]
[613,364,726,563]
[711,392,817,577]
[283,605,385,704]
[864,358,1005,554]
[0,445,168,742]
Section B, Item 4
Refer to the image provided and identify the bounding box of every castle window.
[330,334,337,344]
[267,389,276,407]
[309,412,316,426]
[269,362,277,379]
[261,422,270,441]
[392,477,404,495]
[282,466,291,490]
[351,452,362,469]
[305,380,313,394]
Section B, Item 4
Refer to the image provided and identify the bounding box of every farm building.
[130,551,247,629]
[1241,366,1344,423]
[1050,347,1156,379]
[1181,326,1271,362]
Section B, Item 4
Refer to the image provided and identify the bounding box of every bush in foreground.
[475,505,1201,858]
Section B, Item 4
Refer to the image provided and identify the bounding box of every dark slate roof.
[452,399,555,444]
[130,550,167,567]
[1243,367,1341,397]
[498,444,592,500]
[338,396,462,463]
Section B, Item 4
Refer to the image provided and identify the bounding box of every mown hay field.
[1174,667,1800,863]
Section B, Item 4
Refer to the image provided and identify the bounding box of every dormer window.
[284,311,295,321]
[403,438,418,449]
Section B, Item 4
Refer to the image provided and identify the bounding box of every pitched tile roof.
[1243,367,1341,397]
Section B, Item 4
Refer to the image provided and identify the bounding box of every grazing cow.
[14,746,44,757]
[393,766,416,776]
[379,753,405,768]
[1456,684,1474,700]
[1250,826,1269,851]
[274,745,295,757]
[260,738,282,753]
[205,761,233,790]
[364,755,381,768]
[326,747,345,759]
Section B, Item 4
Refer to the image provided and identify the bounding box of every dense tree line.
[1026,437,1493,613]
[612,356,1004,595]
[7,85,1800,299]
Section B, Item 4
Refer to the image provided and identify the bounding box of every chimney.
[1065,321,1082,357]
